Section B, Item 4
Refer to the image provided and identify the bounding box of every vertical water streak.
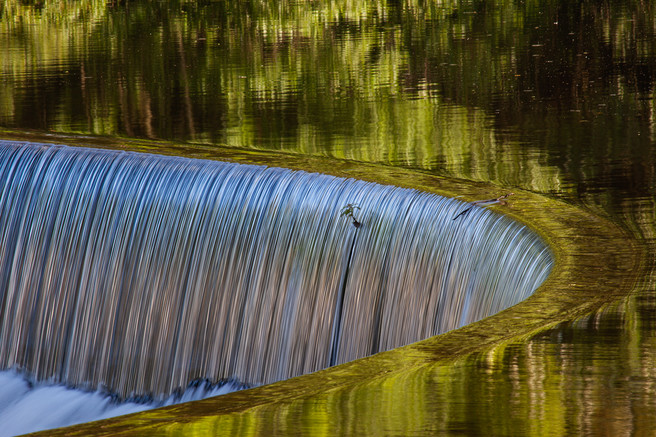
[0,141,552,400]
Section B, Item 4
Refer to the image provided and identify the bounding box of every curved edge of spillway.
[2,137,642,437]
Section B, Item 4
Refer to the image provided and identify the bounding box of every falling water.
[0,141,552,434]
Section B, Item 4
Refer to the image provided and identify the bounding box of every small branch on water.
[452,193,514,220]
[340,203,361,228]
[331,203,362,366]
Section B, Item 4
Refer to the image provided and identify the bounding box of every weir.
[0,141,552,434]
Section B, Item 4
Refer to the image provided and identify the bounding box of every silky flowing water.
[0,141,551,434]
[2,1,656,436]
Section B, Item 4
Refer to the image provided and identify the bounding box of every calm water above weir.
[2,0,656,435]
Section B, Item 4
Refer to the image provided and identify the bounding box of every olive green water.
[2,1,656,435]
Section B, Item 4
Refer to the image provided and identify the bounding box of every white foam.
[0,370,239,437]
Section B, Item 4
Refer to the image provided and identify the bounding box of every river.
[1,1,656,435]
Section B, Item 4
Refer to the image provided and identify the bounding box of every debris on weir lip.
[452,193,514,220]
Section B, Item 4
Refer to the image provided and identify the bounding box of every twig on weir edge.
[340,203,362,228]
[452,193,514,220]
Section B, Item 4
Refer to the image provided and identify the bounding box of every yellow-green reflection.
[3,0,654,195]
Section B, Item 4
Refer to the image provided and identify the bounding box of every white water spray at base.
[0,370,241,436]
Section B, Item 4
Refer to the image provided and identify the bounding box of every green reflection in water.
[3,0,654,197]
[0,0,588,192]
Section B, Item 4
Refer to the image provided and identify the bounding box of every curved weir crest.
[0,142,552,432]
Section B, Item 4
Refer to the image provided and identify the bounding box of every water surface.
[2,1,656,435]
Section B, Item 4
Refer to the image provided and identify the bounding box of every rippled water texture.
[2,1,656,435]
